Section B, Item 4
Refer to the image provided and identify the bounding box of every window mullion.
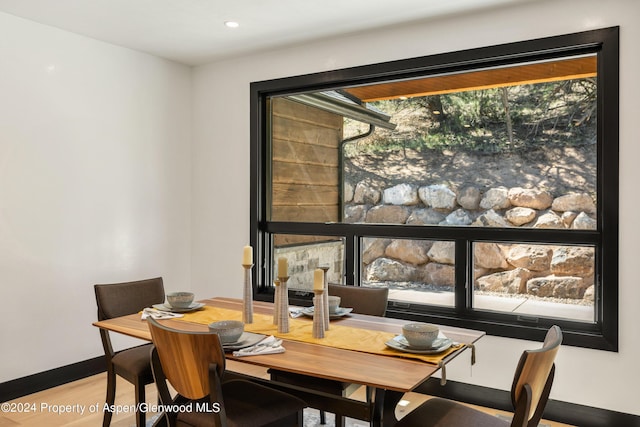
[455,238,470,314]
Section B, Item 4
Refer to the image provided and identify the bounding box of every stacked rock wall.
[346,181,596,302]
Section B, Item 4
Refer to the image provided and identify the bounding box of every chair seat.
[395,397,510,427]
[175,380,306,427]
[112,344,155,385]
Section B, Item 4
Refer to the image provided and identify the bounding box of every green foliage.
[345,78,596,157]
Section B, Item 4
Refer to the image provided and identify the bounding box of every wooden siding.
[271,97,343,246]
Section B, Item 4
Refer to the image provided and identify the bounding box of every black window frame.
[250,27,619,351]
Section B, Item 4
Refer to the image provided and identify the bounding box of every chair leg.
[103,369,116,427]
[134,381,146,427]
[335,413,345,427]
[320,409,326,424]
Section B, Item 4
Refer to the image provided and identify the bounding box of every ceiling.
[0,0,538,66]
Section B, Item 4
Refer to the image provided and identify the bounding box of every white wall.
[191,0,640,415]
[0,13,192,382]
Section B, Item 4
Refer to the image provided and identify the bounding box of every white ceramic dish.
[222,332,267,351]
[152,302,205,313]
[385,335,453,354]
[301,306,353,319]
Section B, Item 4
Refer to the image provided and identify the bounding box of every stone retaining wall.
[345,180,596,302]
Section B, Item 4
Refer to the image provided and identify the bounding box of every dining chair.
[147,317,307,427]
[94,277,165,427]
[395,325,563,427]
[270,284,389,426]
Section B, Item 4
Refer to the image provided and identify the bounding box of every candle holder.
[312,288,325,339]
[242,264,254,324]
[277,276,290,333]
[320,265,330,331]
[272,279,281,325]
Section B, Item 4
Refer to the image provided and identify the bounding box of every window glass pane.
[361,237,455,308]
[472,242,596,323]
[272,234,344,291]
[270,56,598,229]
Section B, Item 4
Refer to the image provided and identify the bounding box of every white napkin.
[232,335,285,357]
[141,308,184,320]
[289,307,305,318]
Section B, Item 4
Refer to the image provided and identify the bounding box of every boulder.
[385,239,431,265]
[550,246,594,277]
[383,183,419,205]
[476,268,531,294]
[526,275,586,299]
[353,181,381,204]
[507,187,553,209]
[344,205,368,223]
[472,209,510,227]
[474,242,508,269]
[571,212,597,230]
[440,208,473,226]
[406,208,446,225]
[457,186,482,210]
[421,262,455,287]
[505,207,536,226]
[365,205,410,224]
[344,181,354,203]
[479,187,511,210]
[561,211,578,227]
[583,285,595,302]
[551,192,596,214]
[533,211,564,228]
[366,257,417,282]
[418,184,457,210]
[427,241,455,265]
[362,238,390,264]
[507,244,553,271]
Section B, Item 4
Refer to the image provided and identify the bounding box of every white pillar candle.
[314,269,324,290]
[243,245,253,265]
[278,257,288,277]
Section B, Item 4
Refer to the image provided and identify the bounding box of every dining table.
[93,296,485,427]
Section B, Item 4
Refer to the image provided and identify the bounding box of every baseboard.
[2,358,639,427]
[416,377,640,427]
[0,356,106,402]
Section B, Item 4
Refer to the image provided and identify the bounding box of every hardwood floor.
[1,362,574,426]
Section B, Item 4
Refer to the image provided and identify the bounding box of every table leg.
[371,388,404,427]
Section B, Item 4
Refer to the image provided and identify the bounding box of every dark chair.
[270,284,389,426]
[395,325,563,427]
[147,316,307,427]
[94,277,165,427]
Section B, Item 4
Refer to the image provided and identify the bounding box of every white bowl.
[208,320,244,344]
[327,295,341,313]
[402,323,439,348]
[166,291,194,309]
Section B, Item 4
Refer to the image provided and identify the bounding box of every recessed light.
[224,21,239,28]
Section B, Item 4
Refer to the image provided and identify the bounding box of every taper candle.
[243,245,253,265]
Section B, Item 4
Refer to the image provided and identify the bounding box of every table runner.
[178,306,463,365]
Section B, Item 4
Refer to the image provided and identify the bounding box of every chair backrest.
[328,284,389,316]
[510,325,562,427]
[94,277,165,321]
[147,316,226,401]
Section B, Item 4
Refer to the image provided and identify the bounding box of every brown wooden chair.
[94,277,165,427]
[395,325,563,427]
[270,284,389,426]
[147,316,307,427]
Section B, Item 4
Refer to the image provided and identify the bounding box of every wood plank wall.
[271,97,343,246]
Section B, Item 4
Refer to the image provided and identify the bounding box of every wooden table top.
[94,297,484,392]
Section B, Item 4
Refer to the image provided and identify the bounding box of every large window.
[250,28,619,350]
